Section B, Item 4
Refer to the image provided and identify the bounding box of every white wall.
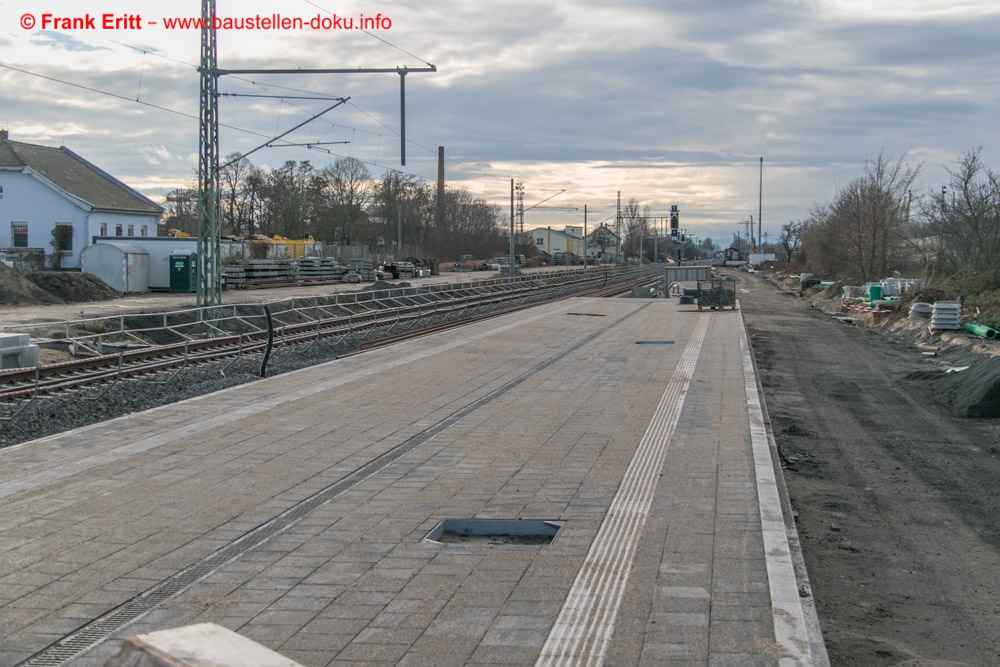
[533,228,580,255]
[88,211,158,243]
[0,170,87,267]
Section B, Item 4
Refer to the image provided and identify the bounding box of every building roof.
[533,227,577,240]
[587,224,620,240]
[0,138,162,215]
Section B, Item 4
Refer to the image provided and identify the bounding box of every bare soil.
[0,264,120,306]
[736,269,1000,666]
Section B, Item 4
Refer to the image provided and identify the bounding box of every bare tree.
[920,147,1000,285]
[801,150,920,281]
[620,197,650,258]
[588,224,617,260]
[369,171,429,254]
[778,221,803,263]
[836,150,920,281]
[219,152,254,236]
[261,160,314,239]
[309,157,373,245]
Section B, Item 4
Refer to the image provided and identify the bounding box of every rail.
[1,265,661,422]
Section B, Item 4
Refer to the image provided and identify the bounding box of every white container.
[80,242,149,293]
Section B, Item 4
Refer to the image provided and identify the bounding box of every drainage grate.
[567,312,606,317]
[425,519,564,546]
[635,340,675,345]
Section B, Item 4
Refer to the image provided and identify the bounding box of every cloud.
[1,0,997,242]
[30,30,108,53]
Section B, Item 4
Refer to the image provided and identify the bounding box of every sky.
[2,0,998,246]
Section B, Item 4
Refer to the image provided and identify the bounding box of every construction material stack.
[350,258,375,282]
[931,302,962,330]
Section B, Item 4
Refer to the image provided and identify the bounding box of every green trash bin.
[169,251,197,292]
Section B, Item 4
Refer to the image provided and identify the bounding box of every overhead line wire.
[98,30,499,183]
[6,31,517,206]
[0,62,338,153]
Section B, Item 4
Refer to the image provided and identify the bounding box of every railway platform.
[0,295,827,666]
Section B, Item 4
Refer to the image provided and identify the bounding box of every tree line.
[162,154,508,260]
[778,147,1000,291]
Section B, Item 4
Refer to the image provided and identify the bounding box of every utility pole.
[639,218,644,265]
[758,156,763,248]
[583,204,588,273]
[509,179,515,285]
[616,191,622,265]
[515,182,525,237]
[437,146,445,230]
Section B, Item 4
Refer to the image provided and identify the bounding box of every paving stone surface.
[0,296,825,666]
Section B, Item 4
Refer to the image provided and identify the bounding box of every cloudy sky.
[2,0,998,245]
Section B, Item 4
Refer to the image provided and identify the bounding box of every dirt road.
[736,269,1000,665]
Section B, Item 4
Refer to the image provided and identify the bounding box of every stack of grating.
[223,265,246,288]
[349,258,375,281]
[931,301,962,330]
[246,259,298,283]
[295,257,342,279]
[394,261,414,279]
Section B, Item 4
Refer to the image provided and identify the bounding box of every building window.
[535,237,544,246]
[11,222,28,247]
[115,224,123,236]
[53,223,73,252]
[140,225,147,237]
[0,184,4,199]
[100,223,107,236]
[127,224,134,236]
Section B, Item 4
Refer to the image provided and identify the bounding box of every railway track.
[1,269,658,408]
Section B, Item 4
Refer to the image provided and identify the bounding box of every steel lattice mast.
[195,2,434,307]
[197,0,221,307]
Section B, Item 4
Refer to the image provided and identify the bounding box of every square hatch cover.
[424,519,564,545]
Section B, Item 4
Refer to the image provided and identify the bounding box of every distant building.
[0,130,162,269]
[532,226,585,257]
[585,223,621,263]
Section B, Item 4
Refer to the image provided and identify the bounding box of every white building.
[531,226,585,257]
[0,131,163,269]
